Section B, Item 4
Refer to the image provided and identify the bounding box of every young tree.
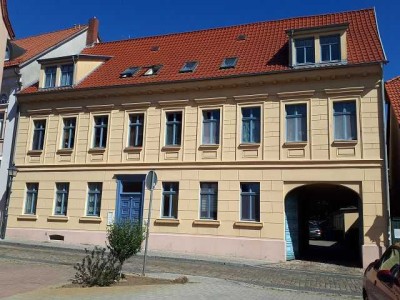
[106,220,144,268]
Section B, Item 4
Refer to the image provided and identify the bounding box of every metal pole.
[142,174,155,276]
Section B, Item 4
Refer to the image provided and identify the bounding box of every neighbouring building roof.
[386,76,400,124]
[5,25,88,68]
[24,8,386,94]
[1,0,14,39]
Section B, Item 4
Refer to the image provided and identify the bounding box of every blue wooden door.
[118,194,142,223]
[116,179,144,223]
[285,194,299,260]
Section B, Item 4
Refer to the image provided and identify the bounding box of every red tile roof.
[5,25,87,68]
[386,76,400,124]
[24,8,386,93]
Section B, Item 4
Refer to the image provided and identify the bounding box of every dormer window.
[120,67,140,78]
[220,57,238,69]
[44,66,57,88]
[60,64,74,86]
[144,65,162,76]
[320,35,341,62]
[287,23,348,68]
[295,38,315,65]
[180,61,198,73]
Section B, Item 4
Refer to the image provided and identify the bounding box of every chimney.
[86,17,99,47]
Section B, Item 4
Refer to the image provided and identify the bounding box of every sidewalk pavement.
[5,273,357,300]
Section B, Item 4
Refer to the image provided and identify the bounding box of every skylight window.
[144,65,162,76]
[220,57,238,69]
[120,67,140,78]
[180,61,198,73]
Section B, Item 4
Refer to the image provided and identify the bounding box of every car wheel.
[363,288,368,300]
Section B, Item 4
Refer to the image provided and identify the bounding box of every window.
[162,182,179,218]
[165,112,182,146]
[87,183,102,217]
[32,120,46,150]
[286,104,307,142]
[144,65,162,76]
[320,35,341,62]
[240,183,260,222]
[295,38,315,64]
[202,110,220,145]
[200,183,218,220]
[62,118,76,149]
[54,183,69,216]
[180,61,198,73]
[60,64,74,86]
[24,183,38,215]
[93,116,108,148]
[333,101,357,141]
[0,112,4,139]
[120,66,140,78]
[44,66,57,88]
[242,107,260,143]
[128,114,144,147]
[220,57,238,69]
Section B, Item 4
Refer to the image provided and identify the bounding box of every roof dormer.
[286,23,348,68]
[38,54,111,89]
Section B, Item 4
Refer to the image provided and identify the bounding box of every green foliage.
[73,247,121,287]
[107,220,144,266]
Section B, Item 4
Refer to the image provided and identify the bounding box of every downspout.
[380,63,391,246]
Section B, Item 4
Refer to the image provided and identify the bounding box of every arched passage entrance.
[285,183,362,267]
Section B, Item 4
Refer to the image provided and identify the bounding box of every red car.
[363,244,400,299]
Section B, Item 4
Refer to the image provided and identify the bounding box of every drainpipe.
[380,63,391,246]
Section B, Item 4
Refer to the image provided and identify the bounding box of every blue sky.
[8,0,400,79]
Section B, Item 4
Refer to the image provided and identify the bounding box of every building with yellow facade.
[7,9,388,268]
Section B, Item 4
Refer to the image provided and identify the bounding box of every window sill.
[233,221,263,229]
[79,216,102,223]
[27,150,43,156]
[123,147,143,153]
[198,144,219,150]
[192,219,220,227]
[17,215,37,221]
[283,142,308,148]
[47,215,68,222]
[332,140,358,147]
[56,149,73,155]
[154,218,180,226]
[238,143,260,149]
[161,146,181,152]
[88,148,106,154]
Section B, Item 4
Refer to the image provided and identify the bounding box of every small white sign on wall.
[394,229,400,239]
[107,211,114,225]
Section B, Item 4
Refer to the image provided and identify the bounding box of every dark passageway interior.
[286,184,362,267]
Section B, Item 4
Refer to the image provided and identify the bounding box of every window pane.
[25,183,38,215]
[32,120,46,150]
[44,67,56,88]
[240,183,260,222]
[93,116,108,148]
[334,101,357,141]
[286,104,307,142]
[55,183,69,216]
[295,38,314,64]
[200,183,218,220]
[129,114,144,147]
[62,118,75,149]
[166,124,174,145]
[162,183,179,218]
[87,183,102,216]
[60,64,74,86]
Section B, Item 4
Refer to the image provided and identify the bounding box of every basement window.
[220,57,237,69]
[180,61,198,73]
[120,67,140,78]
[144,65,162,76]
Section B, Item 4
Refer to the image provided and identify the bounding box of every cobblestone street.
[0,241,363,299]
